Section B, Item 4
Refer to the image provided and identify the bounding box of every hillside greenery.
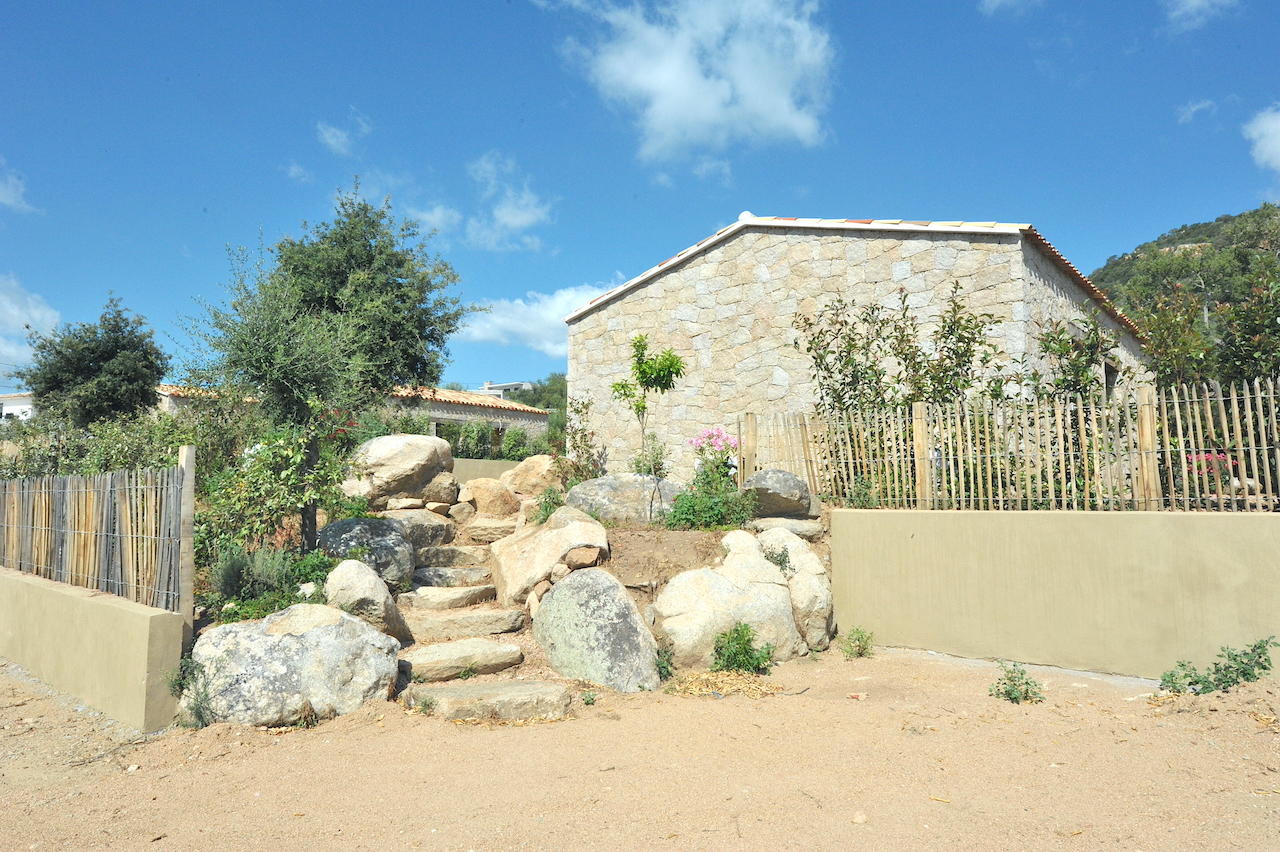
[1087,203,1280,386]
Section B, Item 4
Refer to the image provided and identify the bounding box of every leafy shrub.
[989,660,1044,704]
[534,487,564,525]
[553,396,607,488]
[1160,637,1278,695]
[202,545,334,623]
[837,626,875,659]
[454,419,495,460]
[655,647,674,681]
[763,545,793,577]
[630,431,669,478]
[168,655,218,729]
[711,622,775,675]
[665,427,755,530]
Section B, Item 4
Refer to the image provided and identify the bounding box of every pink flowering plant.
[665,427,756,530]
[1186,451,1237,479]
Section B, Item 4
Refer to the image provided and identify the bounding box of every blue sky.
[2,0,1278,392]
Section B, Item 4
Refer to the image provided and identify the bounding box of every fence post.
[912,401,933,509]
[742,413,758,487]
[178,445,196,651]
[1136,385,1163,511]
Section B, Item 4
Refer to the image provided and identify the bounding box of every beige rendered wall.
[830,510,1280,680]
[0,566,183,732]
[453,458,520,484]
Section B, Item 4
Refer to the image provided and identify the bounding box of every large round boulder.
[566,473,682,525]
[184,604,399,727]
[317,518,414,589]
[744,469,811,518]
[377,508,456,557]
[533,569,660,693]
[648,530,806,669]
[489,506,609,606]
[499,454,563,497]
[340,434,454,511]
[756,527,834,651]
[323,559,414,646]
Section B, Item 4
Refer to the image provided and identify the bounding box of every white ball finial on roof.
[738,210,754,222]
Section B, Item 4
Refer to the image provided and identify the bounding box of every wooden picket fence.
[739,380,1280,512]
[0,448,195,612]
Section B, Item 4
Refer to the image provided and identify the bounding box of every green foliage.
[836,626,875,660]
[610,335,686,478]
[507,372,567,413]
[553,396,607,488]
[203,546,333,624]
[452,419,495,459]
[0,410,194,480]
[1024,314,1125,399]
[168,655,219,729]
[630,431,669,478]
[795,283,1006,415]
[457,666,478,680]
[11,298,170,428]
[1090,203,1280,385]
[988,660,1044,704]
[655,648,674,681]
[711,623,775,675]
[665,427,754,530]
[1160,637,1278,695]
[580,690,597,706]
[762,545,793,577]
[534,486,565,525]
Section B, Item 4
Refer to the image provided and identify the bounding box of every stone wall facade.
[566,222,1147,482]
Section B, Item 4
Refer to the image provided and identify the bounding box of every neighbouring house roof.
[563,213,1140,337]
[390,386,549,416]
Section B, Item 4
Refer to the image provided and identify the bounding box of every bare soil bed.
[5,647,1280,851]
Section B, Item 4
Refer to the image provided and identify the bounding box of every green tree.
[12,298,170,428]
[611,335,685,478]
[507,372,567,412]
[193,185,475,549]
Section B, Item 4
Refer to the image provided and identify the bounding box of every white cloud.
[0,157,38,213]
[692,157,732,185]
[1177,99,1216,124]
[568,0,833,161]
[460,280,617,358]
[315,109,372,157]
[409,203,463,233]
[1164,0,1237,32]
[464,151,552,251]
[0,273,59,370]
[978,0,1042,14]
[1244,104,1280,176]
[286,161,314,183]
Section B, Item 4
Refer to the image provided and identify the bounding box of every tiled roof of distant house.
[390,386,548,415]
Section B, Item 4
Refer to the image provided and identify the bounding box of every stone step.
[400,585,496,610]
[401,681,572,721]
[413,565,492,588]
[401,638,523,682]
[418,546,491,568]
[404,607,526,643]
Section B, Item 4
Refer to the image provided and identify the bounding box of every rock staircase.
[393,545,571,721]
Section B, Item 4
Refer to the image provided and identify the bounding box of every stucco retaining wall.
[452,458,520,484]
[829,509,1280,680]
[0,566,182,732]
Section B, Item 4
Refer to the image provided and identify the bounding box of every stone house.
[565,213,1147,481]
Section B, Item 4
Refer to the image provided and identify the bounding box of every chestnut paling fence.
[0,449,195,611]
[738,380,1280,512]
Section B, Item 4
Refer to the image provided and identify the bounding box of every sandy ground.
[4,647,1280,852]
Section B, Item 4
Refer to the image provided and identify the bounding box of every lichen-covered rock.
[323,559,414,646]
[533,569,659,692]
[340,434,453,511]
[649,530,806,669]
[458,478,520,517]
[756,527,833,651]
[185,604,399,727]
[317,518,414,589]
[499,454,563,497]
[744,469,811,518]
[566,473,682,525]
[489,507,610,606]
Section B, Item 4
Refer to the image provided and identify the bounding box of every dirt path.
[4,648,1280,851]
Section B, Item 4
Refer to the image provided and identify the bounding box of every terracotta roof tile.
[389,386,548,415]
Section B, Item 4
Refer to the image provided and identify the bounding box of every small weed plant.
[837,626,875,660]
[655,648,675,682]
[581,691,597,706]
[711,622,775,675]
[1160,637,1278,695]
[989,660,1044,704]
[534,487,564,525]
[167,655,219,729]
[762,545,793,577]
[456,666,478,680]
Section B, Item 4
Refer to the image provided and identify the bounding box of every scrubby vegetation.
[1160,637,1278,695]
[711,623,775,675]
